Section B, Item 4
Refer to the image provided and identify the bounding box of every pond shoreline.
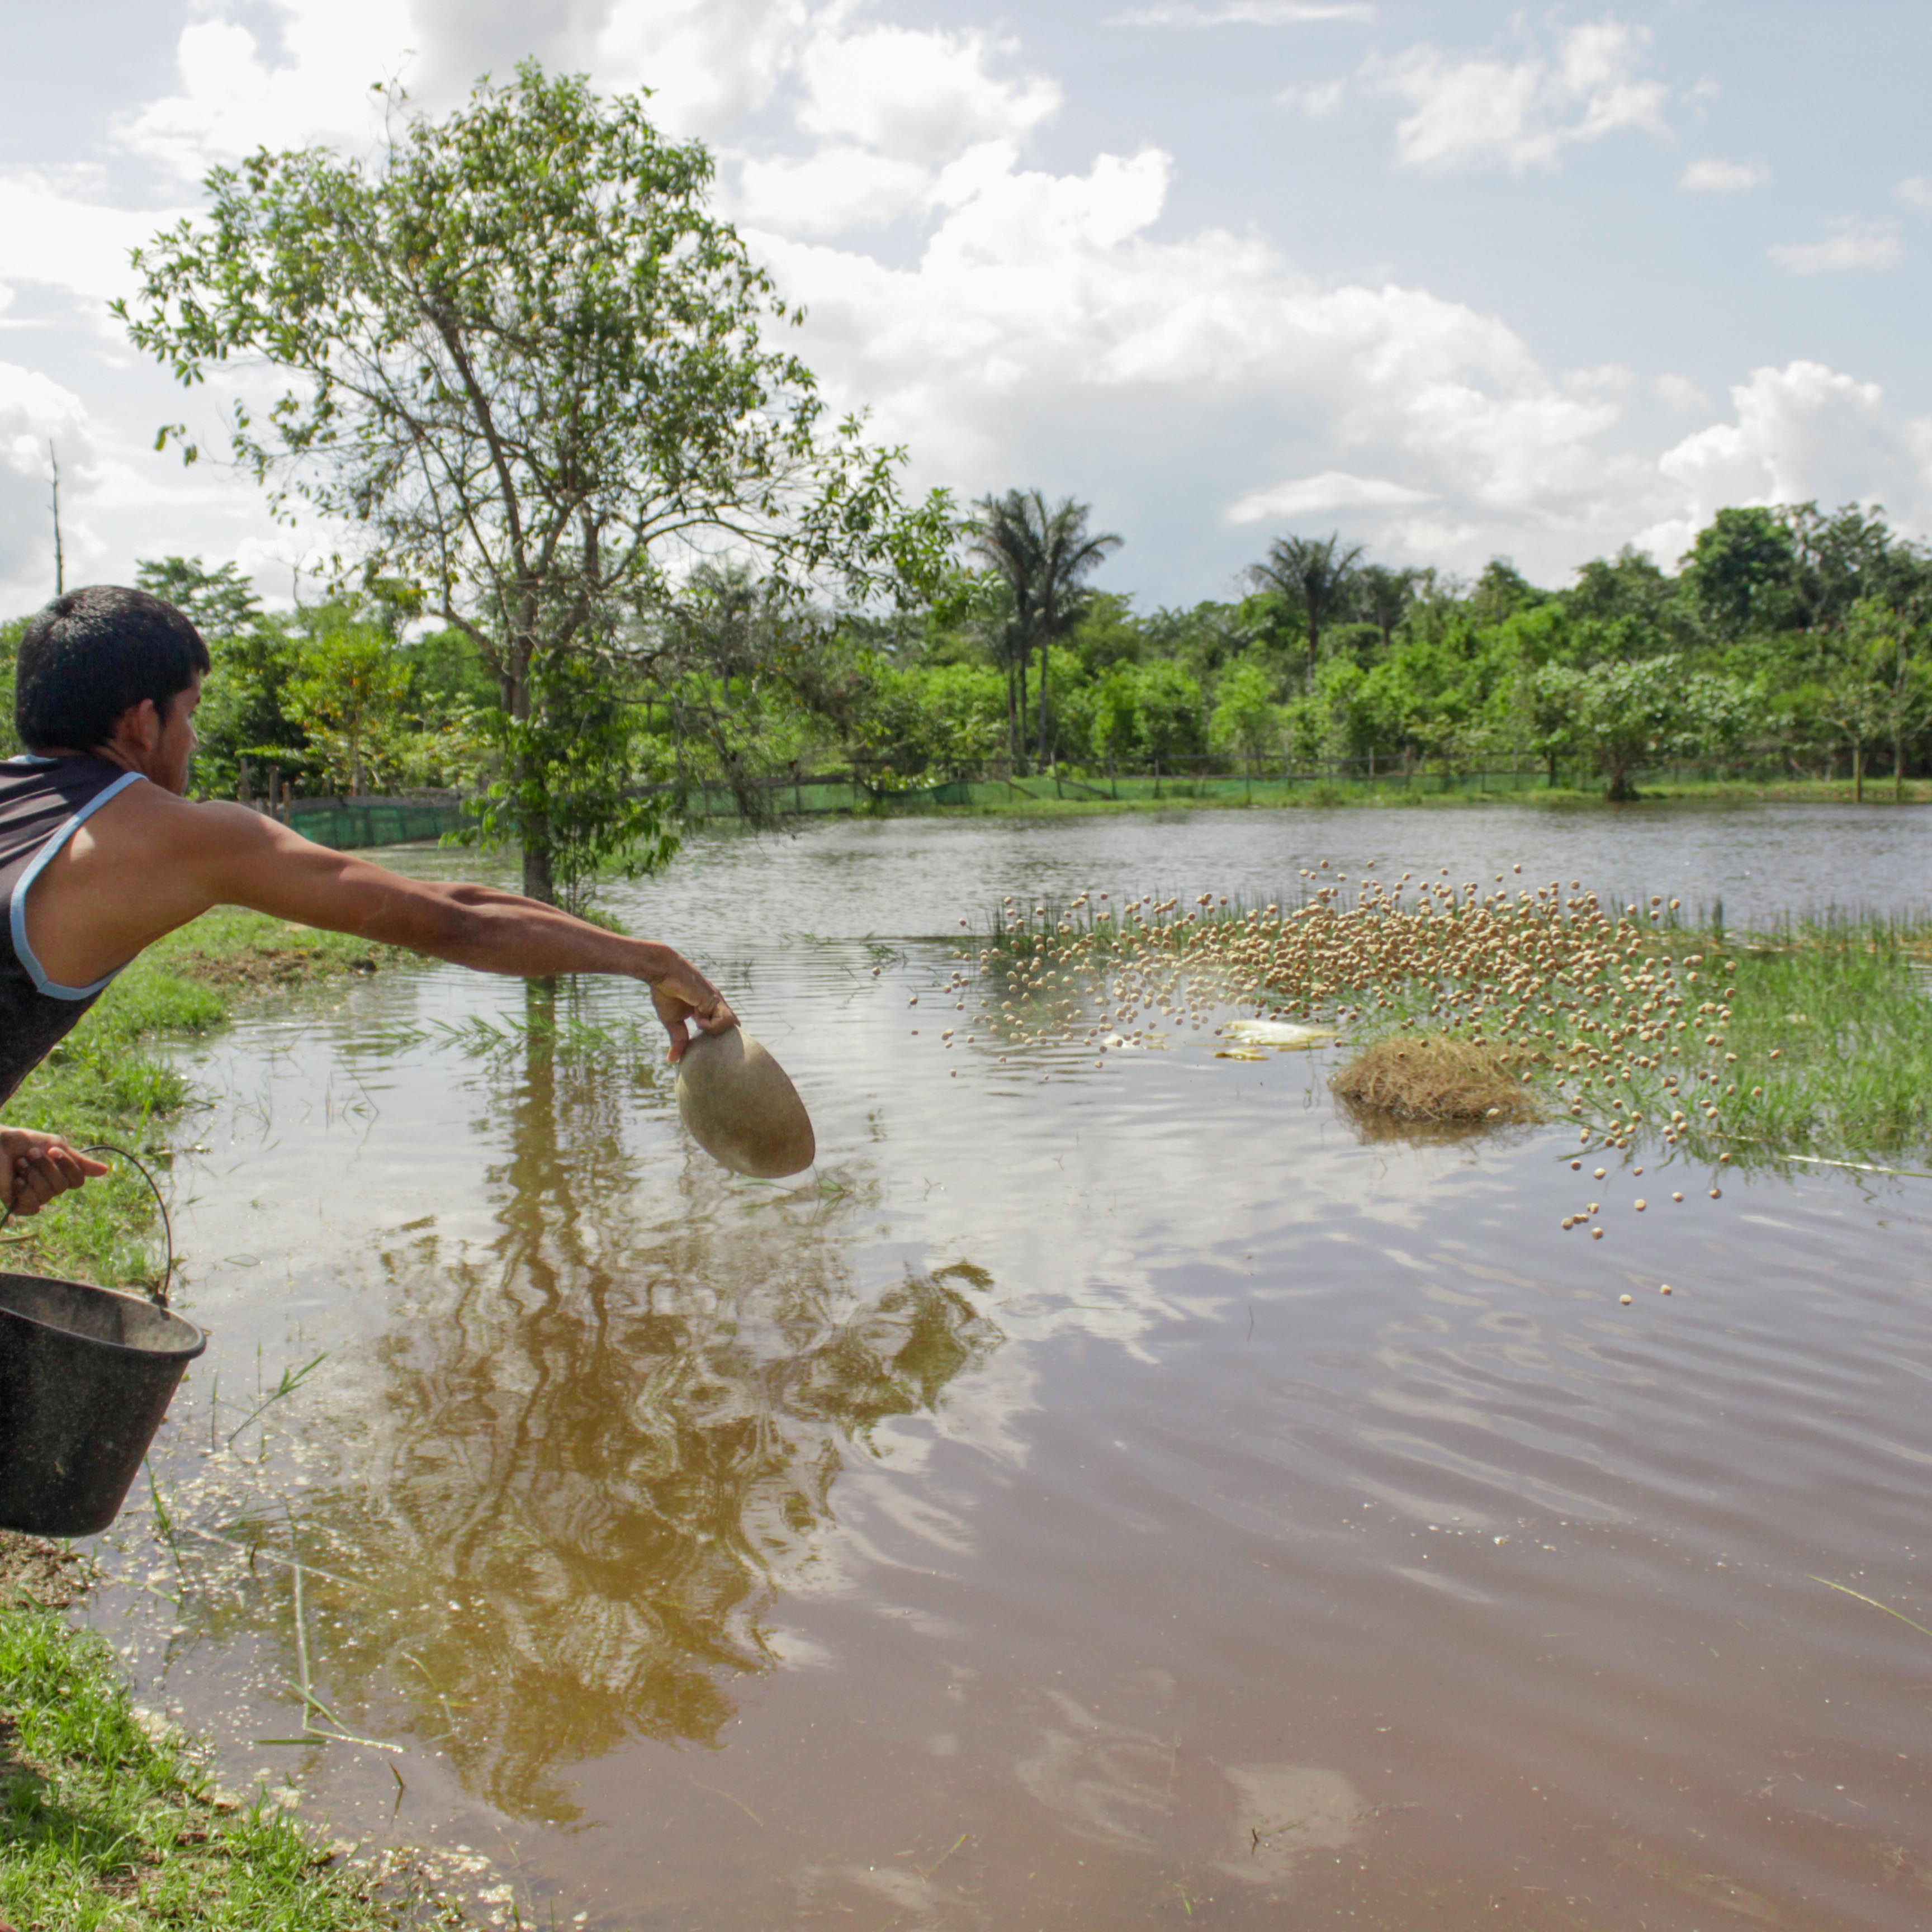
[0,917,457,1925]
[741,774,1932,821]
[0,1575,471,1929]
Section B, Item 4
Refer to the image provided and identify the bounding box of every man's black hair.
[15,585,211,752]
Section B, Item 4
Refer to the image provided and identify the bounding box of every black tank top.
[0,754,145,1105]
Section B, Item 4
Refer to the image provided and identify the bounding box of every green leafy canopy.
[115,61,954,898]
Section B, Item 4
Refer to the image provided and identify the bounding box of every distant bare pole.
[48,441,64,596]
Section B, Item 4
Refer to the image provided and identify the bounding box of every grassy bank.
[830,773,1932,820]
[3,910,400,1289]
[2,915,434,1928]
[0,1597,439,1929]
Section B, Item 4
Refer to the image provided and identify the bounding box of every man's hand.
[647,952,738,1065]
[1,1130,110,1219]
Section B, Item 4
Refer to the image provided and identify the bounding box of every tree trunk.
[1895,727,1906,802]
[1854,744,1865,803]
[1005,665,1019,769]
[507,636,556,906]
[1035,637,1051,769]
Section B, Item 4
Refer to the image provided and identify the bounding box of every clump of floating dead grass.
[1331,1033,1538,1126]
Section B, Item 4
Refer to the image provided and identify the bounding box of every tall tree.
[965,490,1120,767]
[1838,595,1932,801]
[1248,532,1364,692]
[1352,563,1418,648]
[1682,506,1799,640]
[1780,501,1903,632]
[117,63,950,902]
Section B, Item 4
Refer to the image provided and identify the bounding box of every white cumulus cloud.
[748,145,1668,577]
[1110,3,1374,23]
[0,173,188,306]
[1654,373,1711,413]
[734,145,932,234]
[794,22,1059,162]
[1680,158,1765,193]
[1369,16,1668,174]
[1228,471,1434,522]
[1277,79,1348,117]
[113,5,402,182]
[1895,175,1932,210]
[111,0,829,169]
[1769,220,1902,276]
[1637,361,1932,562]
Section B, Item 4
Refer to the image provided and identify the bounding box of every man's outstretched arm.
[200,808,737,1061]
[35,788,736,1063]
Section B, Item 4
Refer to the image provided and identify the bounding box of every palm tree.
[1353,562,1418,649]
[1248,532,1365,692]
[967,490,1121,768]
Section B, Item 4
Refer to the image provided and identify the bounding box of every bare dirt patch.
[177,946,383,991]
[0,1530,96,1608]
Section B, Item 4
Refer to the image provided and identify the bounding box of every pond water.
[85,802,1932,1931]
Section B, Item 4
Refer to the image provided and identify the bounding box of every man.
[2,585,736,1218]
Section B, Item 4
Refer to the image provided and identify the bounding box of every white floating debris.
[1220,1018,1338,1050]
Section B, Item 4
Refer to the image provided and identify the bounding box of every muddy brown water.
[76,805,1932,1929]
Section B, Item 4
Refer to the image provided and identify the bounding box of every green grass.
[0,1605,430,1929]
[797,773,1932,821]
[3,912,402,1289]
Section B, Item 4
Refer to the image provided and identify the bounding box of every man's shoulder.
[86,782,273,857]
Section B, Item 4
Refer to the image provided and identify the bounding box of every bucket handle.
[0,1140,176,1311]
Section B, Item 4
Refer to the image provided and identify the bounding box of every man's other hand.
[1,1130,110,1218]
[648,953,738,1065]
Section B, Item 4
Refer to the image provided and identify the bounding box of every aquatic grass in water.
[348,1011,661,1059]
[963,873,1932,1172]
[1718,922,1932,1157]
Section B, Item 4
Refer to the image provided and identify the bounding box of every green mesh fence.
[285,799,466,851]
[276,758,1827,848]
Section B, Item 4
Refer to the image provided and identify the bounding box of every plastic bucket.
[0,1144,203,1538]
[0,1270,206,1536]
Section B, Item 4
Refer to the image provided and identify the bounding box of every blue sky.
[3,1,1928,612]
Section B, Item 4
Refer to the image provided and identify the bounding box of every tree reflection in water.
[273,981,1001,1822]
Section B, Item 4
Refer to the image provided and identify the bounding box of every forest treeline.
[5,495,1928,830]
